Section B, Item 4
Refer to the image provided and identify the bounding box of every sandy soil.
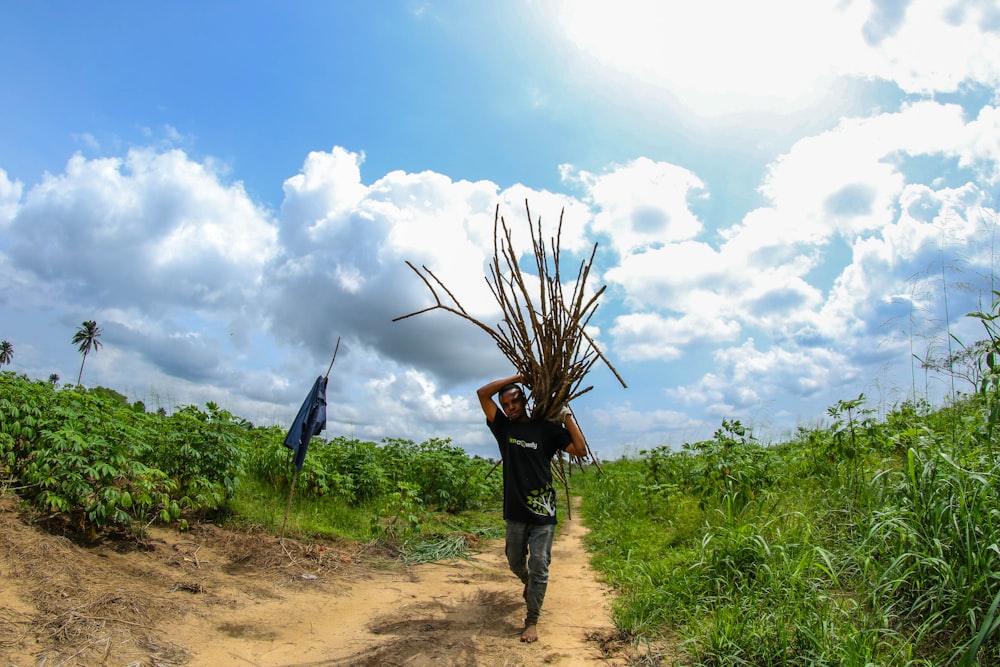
[0,495,642,666]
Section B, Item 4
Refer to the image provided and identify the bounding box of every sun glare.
[550,0,867,116]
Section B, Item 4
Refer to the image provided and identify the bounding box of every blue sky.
[2,1,1000,459]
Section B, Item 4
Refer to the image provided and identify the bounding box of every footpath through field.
[0,494,637,666]
[183,496,625,666]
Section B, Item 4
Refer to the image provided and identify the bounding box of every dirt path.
[0,496,632,666]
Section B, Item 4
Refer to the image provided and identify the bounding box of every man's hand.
[561,405,588,458]
[548,404,573,424]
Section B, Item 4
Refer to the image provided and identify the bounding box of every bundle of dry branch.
[393,200,626,462]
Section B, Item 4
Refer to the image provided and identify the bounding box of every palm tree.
[0,340,12,368]
[72,320,103,385]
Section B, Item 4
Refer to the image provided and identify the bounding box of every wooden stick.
[280,468,299,539]
[325,336,341,379]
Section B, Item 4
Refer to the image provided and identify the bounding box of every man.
[476,373,588,643]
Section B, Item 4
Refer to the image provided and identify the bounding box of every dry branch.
[394,200,626,464]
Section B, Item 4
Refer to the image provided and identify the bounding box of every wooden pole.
[325,336,341,379]
[280,469,299,539]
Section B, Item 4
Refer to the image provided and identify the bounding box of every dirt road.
[0,496,633,666]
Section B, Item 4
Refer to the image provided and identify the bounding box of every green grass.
[227,475,505,548]
[573,393,1000,665]
[227,475,383,541]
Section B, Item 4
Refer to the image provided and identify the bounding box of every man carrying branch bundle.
[477,372,588,644]
[396,201,626,639]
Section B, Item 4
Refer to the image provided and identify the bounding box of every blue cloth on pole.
[283,375,328,471]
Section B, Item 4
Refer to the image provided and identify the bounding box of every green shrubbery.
[0,373,501,542]
[0,376,248,536]
[240,431,500,513]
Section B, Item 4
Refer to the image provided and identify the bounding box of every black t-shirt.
[488,411,572,524]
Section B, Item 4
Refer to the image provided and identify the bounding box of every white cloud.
[0,169,22,226]
[958,105,1000,180]
[580,96,1000,435]
[604,241,726,304]
[8,150,278,313]
[370,168,499,311]
[611,311,741,362]
[260,147,634,411]
[752,102,973,243]
[697,102,998,350]
[548,0,1000,119]
[567,157,705,255]
[497,184,595,256]
[279,147,371,253]
[668,338,861,423]
[815,181,995,342]
[860,0,1000,93]
[583,401,707,455]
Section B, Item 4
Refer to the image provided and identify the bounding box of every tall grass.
[577,397,1000,664]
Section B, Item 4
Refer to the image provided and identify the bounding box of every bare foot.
[520,624,538,643]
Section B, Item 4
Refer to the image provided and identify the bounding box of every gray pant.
[505,520,556,626]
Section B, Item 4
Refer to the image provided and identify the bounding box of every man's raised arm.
[561,409,588,458]
[476,374,523,423]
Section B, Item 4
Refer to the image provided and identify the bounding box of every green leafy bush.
[148,404,244,511]
[0,375,253,536]
[0,374,182,535]
[680,419,774,514]
[382,437,499,512]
